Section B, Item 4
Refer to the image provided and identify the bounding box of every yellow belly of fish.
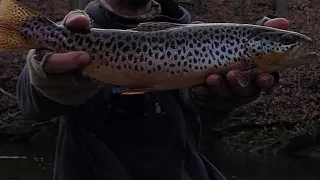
[81,60,222,91]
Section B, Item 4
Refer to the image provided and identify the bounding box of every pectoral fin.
[233,69,258,88]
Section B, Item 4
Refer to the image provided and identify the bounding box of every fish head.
[245,26,316,72]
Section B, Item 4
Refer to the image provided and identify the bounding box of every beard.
[127,0,151,7]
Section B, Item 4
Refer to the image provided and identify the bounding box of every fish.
[0,0,316,95]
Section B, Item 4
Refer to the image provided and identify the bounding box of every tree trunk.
[274,0,288,17]
[69,0,87,10]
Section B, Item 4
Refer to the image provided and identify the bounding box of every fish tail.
[0,0,41,51]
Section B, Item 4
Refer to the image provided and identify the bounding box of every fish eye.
[281,34,297,45]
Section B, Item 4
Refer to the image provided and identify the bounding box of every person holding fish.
[2,0,310,179]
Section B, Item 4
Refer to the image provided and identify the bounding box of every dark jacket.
[16,1,228,180]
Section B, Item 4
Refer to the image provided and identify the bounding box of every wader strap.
[154,91,188,148]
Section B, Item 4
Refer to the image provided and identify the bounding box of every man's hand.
[41,11,92,74]
[191,17,290,110]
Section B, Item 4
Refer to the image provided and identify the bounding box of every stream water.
[0,142,319,180]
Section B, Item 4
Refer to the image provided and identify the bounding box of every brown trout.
[0,0,316,95]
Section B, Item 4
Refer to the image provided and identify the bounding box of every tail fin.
[0,0,41,51]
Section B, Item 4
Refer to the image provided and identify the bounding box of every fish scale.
[0,0,316,94]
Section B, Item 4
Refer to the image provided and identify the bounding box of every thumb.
[43,51,90,74]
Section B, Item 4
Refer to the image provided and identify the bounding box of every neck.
[105,0,152,16]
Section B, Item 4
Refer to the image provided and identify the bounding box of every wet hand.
[192,17,289,110]
[41,11,92,74]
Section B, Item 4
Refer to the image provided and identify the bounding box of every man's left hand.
[191,17,289,111]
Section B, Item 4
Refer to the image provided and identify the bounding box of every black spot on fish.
[157,65,161,70]
[102,34,110,39]
[214,42,219,48]
[117,65,121,70]
[228,49,233,54]
[159,38,165,43]
[143,45,148,52]
[193,58,197,63]
[221,46,226,52]
[174,55,178,60]
[202,47,207,52]
[152,37,157,43]
[140,36,146,42]
[148,70,152,74]
[117,42,124,49]
[160,55,165,60]
[128,54,134,61]
[152,45,159,50]
[126,36,132,41]
[121,56,126,62]
[170,42,175,49]
[149,49,153,56]
[182,31,188,37]
[167,51,172,57]
[155,53,159,59]
[165,42,170,49]
[132,42,137,50]
[183,62,188,66]
[194,50,200,56]
[123,46,130,53]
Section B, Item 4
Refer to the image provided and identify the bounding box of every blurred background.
[0,0,319,179]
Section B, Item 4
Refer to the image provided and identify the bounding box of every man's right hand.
[27,11,104,105]
[42,11,92,74]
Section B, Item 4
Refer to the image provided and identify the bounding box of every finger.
[226,70,257,97]
[264,18,289,30]
[206,74,231,98]
[256,73,275,90]
[63,12,91,30]
[192,85,209,95]
[44,51,90,74]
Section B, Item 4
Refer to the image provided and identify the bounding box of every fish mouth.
[282,41,317,68]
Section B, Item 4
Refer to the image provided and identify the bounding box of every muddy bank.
[0,0,319,157]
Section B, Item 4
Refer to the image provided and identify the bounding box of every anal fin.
[120,87,155,95]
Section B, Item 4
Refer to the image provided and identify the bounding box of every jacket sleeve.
[16,49,104,121]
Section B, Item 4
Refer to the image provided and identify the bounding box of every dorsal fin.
[130,22,185,32]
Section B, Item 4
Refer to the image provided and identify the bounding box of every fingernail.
[261,75,274,87]
[76,53,90,65]
[66,13,87,24]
